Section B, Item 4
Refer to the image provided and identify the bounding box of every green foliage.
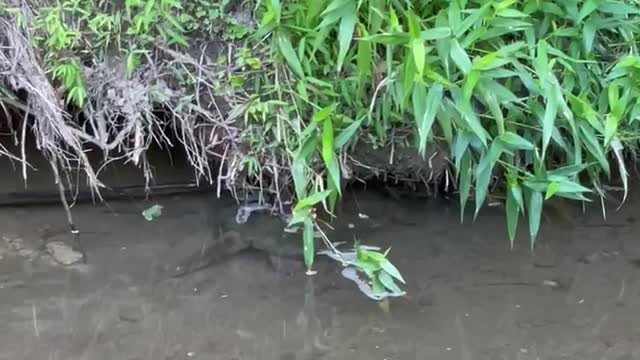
[5,0,640,297]
[248,0,640,257]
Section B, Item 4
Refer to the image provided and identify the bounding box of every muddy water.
[1,187,640,360]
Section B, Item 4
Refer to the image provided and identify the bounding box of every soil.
[1,146,640,359]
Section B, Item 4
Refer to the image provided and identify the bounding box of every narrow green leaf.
[412,39,426,75]
[378,270,403,293]
[611,137,628,207]
[313,104,336,122]
[526,190,543,249]
[336,6,356,72]
[380,258,405,284]
[499,132,535,150]
[322,119,342,194]
[303,217,315,271]
[335,116,364,149]
[545,182,560,200]
[356,26,372,81]
[412,82,443,156]
[541,86,558,156]
[463,70,480,104]
[506,183,520,247]
[420,27,452,40]
[535,40,549,89]
[579,122,610,176]
[450,39,472,74]
[294,190,332,210]
[458,151,472,222]
[278,33,304,78]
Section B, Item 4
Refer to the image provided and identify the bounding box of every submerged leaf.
[303,217,315,271]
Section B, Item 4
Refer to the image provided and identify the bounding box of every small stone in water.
[46,241,83,265]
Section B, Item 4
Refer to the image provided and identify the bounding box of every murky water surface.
[1,187,640,360]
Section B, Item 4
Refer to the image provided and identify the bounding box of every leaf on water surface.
[380,258,405,284]
[378,270,402,294]
[142,204,163,221]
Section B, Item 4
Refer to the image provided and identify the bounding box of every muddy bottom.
[1,188,640,360]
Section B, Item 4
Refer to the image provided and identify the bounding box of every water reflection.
[0,189,639,359]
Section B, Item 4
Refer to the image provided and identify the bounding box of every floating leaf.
[380,258,405,284]
[378,270,403,293]
[142,204,163,221]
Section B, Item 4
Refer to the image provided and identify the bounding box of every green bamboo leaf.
[319,0,348,17]
[322,119,342,195]
[412,82,443,156]
[277,33,304,78]
[541,86,558,156]
[294,190,332,210]
[458,151,472,222]
[578,0,601,22]
[526,190,543,249]
[582,16,597,53]
[335,116,364,149]
[463,70,480,104]
[474,156,494,219]
[579,122,610,176]
[535,40,549,89]
[420,27,452,40]
[412,39,426,75]
[313,104,336,122]
[499,132,535,150]
[452,90,489,146]
[611,137,629,206]
[450,39,472,74]
[547,163,589,177]
[356,26,372,81]
[545,182,560,200]
[378,270,403,293]
[336,6,356,72]
[305,0,328,27]
[380,258,405,284]
[475,142,505,218]
[303,217,315,271]
[506,183,520,248]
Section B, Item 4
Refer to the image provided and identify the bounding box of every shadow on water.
[1,186,640,359]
